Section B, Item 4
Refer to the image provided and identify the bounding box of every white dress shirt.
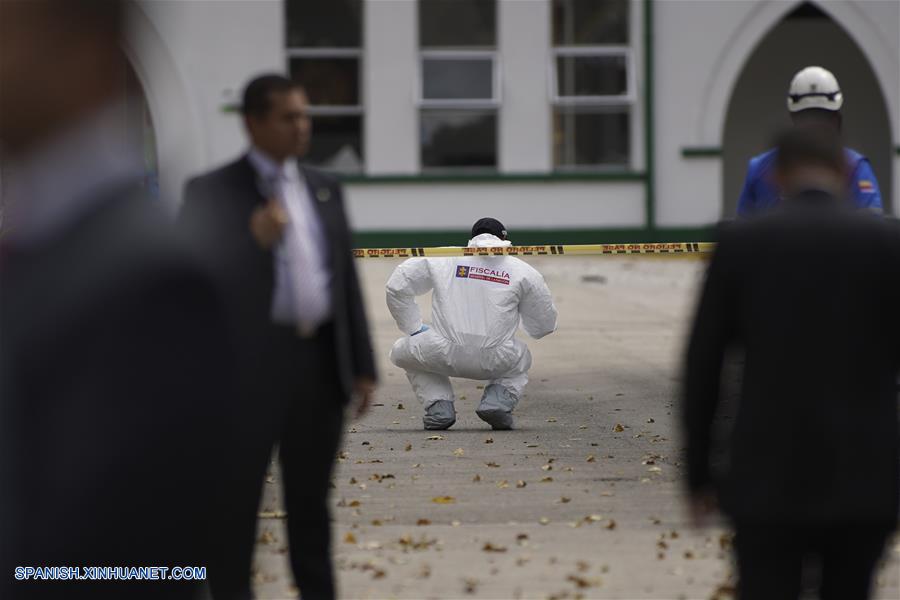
[247,148,332,333]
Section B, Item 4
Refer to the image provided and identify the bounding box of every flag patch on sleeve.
[859,179,874,193]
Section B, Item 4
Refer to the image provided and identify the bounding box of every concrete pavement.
[251,256,900,599]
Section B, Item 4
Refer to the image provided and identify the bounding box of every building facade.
[127,0,900,246]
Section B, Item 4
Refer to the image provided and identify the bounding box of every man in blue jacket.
[736,66,882,216]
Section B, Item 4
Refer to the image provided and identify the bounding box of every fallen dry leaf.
[586,455,596,463]
[567,574,601,589]
[426,435,444,441]
[453,448,465,457]
[405,443,412,452]
[258,530,276,545]
[431,496,456,504]
[484,437,494,444]
[417,518,431,526]
[516,480,527,488]
[343,532,357,544]
[613,424,625,433]
[482,542,507,553]
[486,461,501,468]
[710,582,737,599]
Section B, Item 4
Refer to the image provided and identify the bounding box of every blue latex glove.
[411,324,430,336]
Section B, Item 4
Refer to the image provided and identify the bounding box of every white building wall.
[130,0,283,209]
[364,0,419,174]
[498,0,552,173]
[655,0,899,226]
[654,0,766,227]
[127,0,897,232]
[343,181,645,232]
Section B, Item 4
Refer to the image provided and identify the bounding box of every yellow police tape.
[353,242,716,259]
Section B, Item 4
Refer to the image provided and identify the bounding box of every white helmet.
[787,66,843,113]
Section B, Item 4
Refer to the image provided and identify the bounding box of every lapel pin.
[316,188,330,203]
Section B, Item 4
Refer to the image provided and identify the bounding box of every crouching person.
[386,218,558,430]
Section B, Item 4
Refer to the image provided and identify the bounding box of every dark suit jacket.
[0,187,235,599]
[683,191,900,525]
[179,156,376,403]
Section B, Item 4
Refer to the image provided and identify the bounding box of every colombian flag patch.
[859,179,874,193]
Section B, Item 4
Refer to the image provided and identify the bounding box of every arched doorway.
[722,2,893,216]
[125,60,159,199]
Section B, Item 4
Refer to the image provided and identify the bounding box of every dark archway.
[124,60,159,199]
[722,2,893,216]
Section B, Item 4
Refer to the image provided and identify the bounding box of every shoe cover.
[424,400,456,430]
[476,385,517,430]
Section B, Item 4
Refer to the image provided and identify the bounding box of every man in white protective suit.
[386,218,558,430]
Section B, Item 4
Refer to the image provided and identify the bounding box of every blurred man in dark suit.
[180,74,377,600]
[683,127,899,600]
[0,1,234,599]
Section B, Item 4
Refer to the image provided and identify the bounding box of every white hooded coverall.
[386,234,558,409]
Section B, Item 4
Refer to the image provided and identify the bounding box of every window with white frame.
[286,0,363,173]
[552,0,632,169]
[418,0,498,170]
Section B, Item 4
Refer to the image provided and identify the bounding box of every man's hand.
[688,487,718,529]
[352,377,377,419]
[249,200,289,249]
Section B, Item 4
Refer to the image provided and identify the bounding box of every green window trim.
[337,171,646,185]
[681,146,723,158]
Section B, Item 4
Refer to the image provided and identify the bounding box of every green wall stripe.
[353,227,716,249]
[682,146,723,158]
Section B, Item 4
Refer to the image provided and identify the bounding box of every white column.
[364,0,419,175]
[132,0,282,209]
[498,0,552,173]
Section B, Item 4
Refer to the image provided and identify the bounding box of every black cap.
[471,217,508,240]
